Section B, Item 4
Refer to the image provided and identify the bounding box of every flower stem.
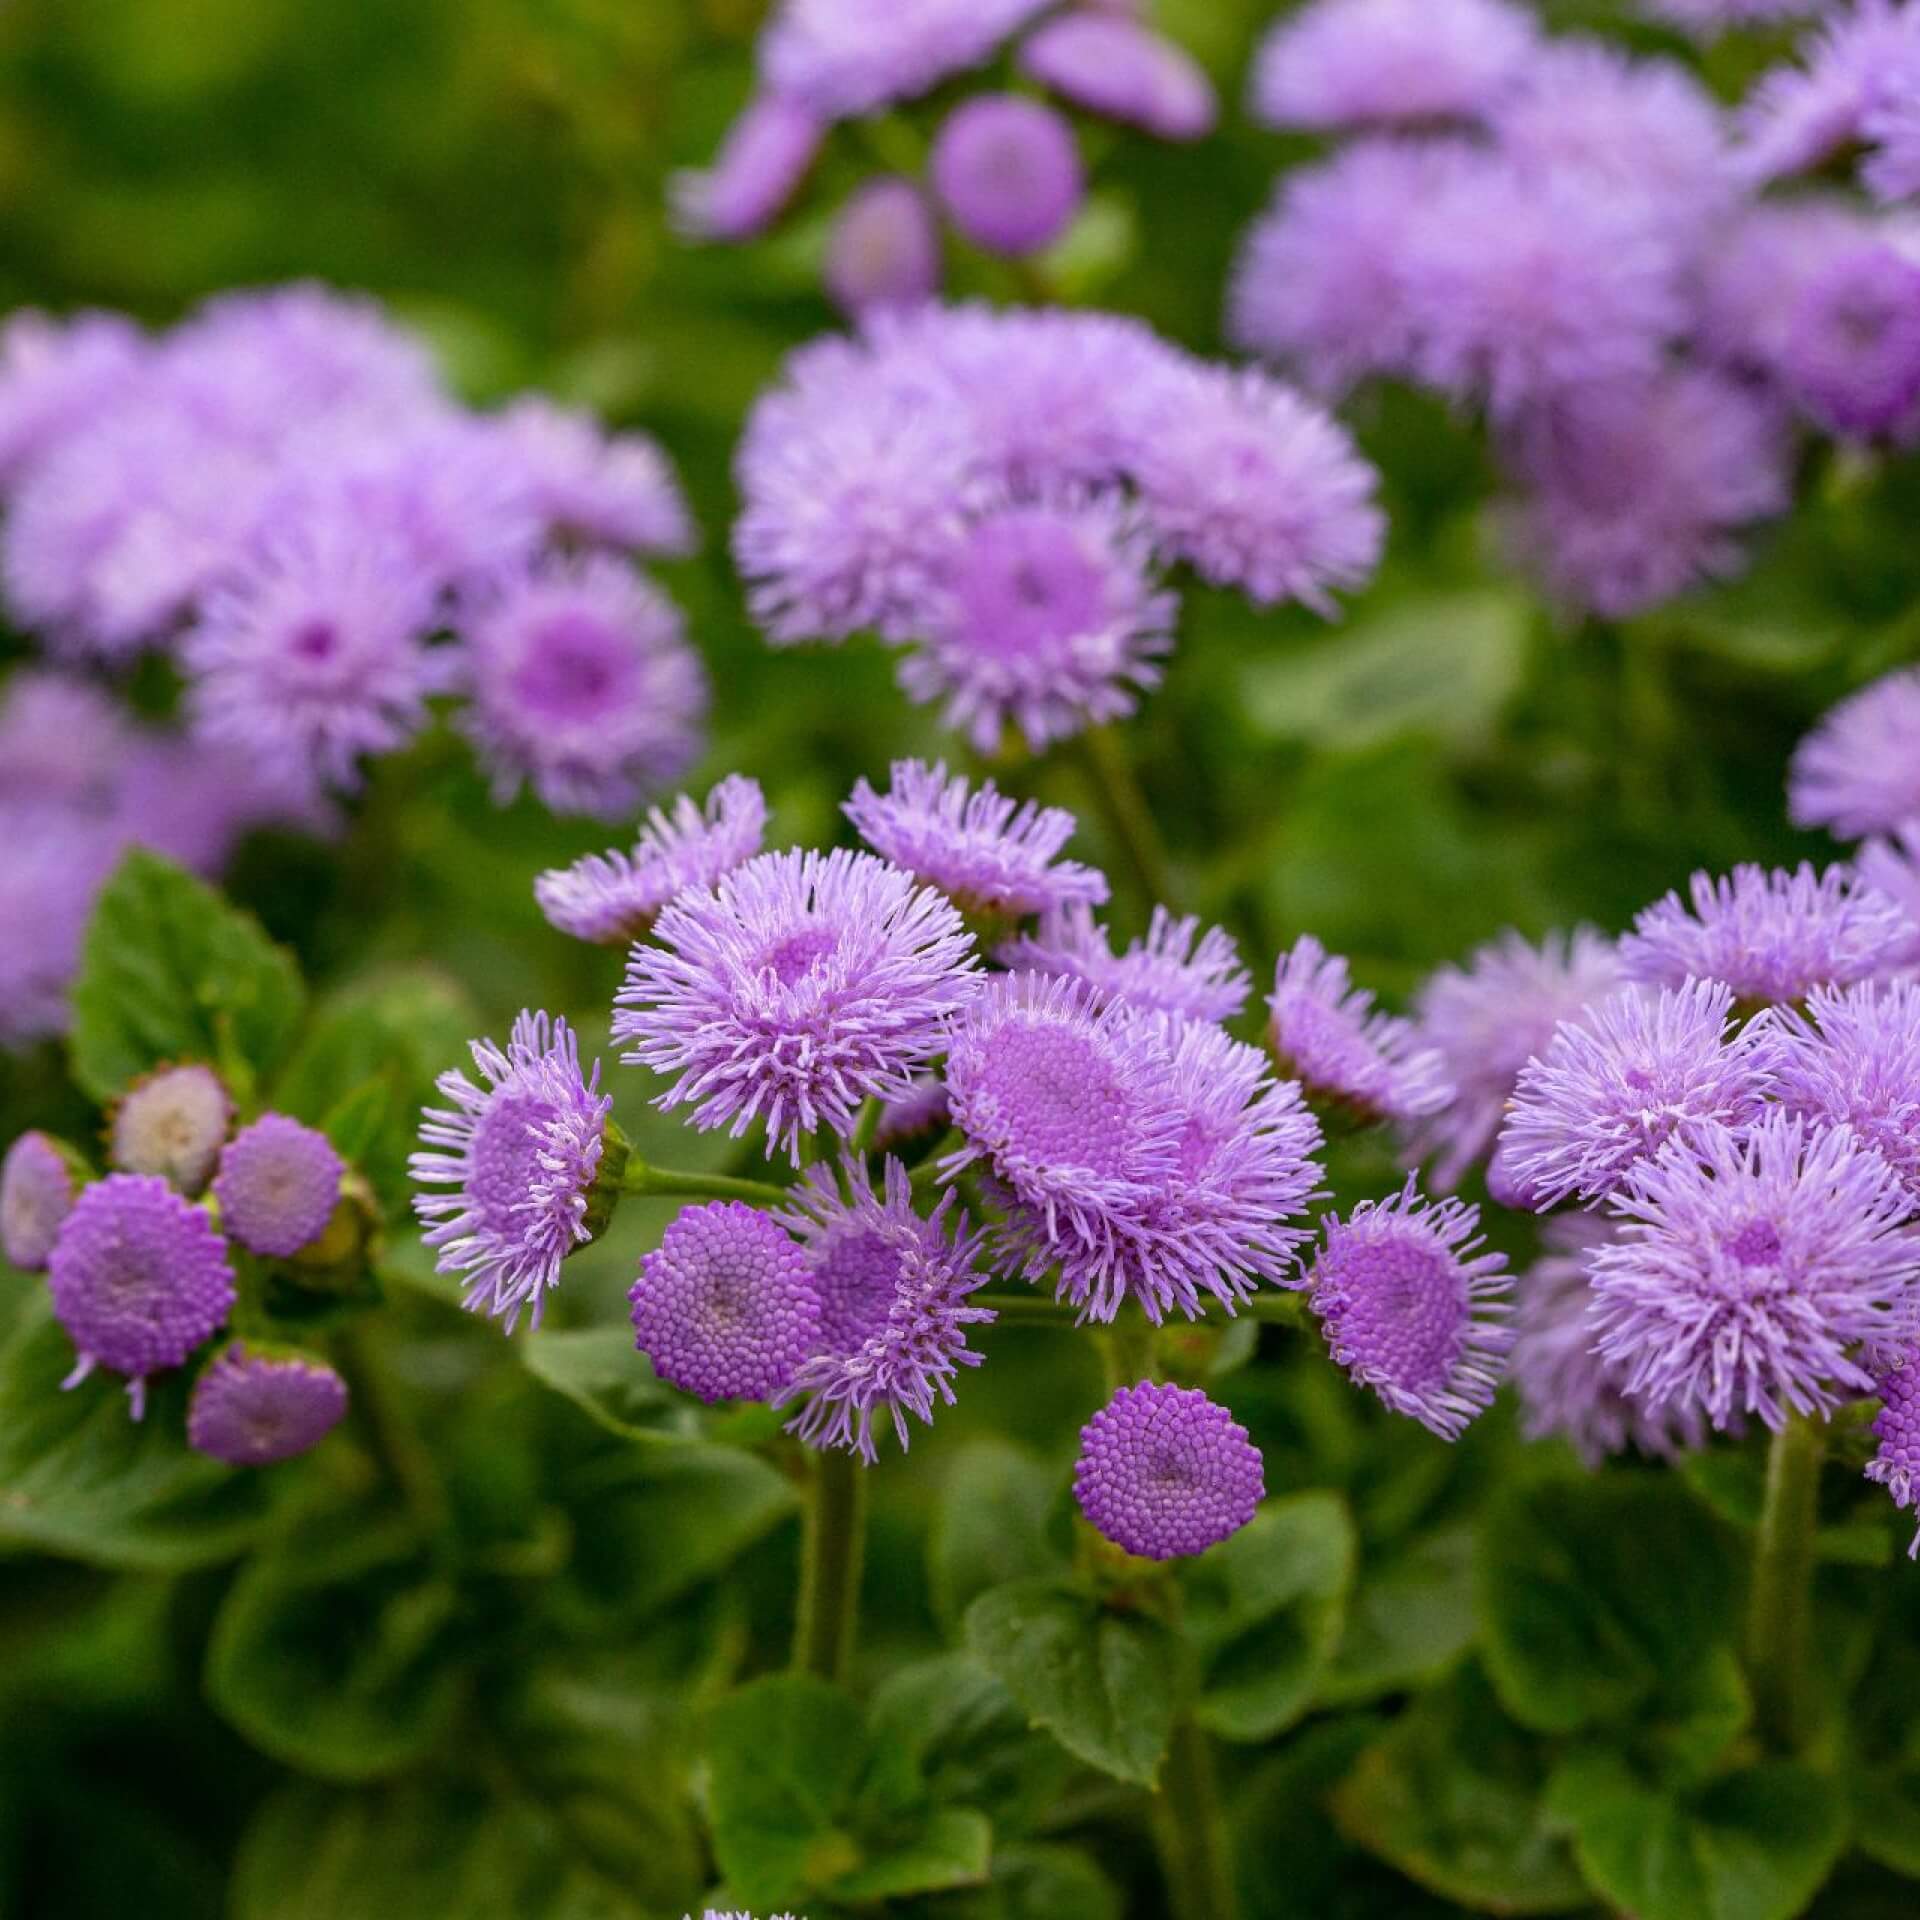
[620,1161,791,1207]
[1153,1714,1240,1920]
[1104,1314,1159,1392]
[1746,1412,1826,1752]
[1074,725,1180,912]
[793,1447,868,1684]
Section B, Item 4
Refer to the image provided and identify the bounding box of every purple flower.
[213,1114,344,1258]
[895,493,1176,754]
[1018,14,1217,142]
[458,555,707,821]
[1249,0,1537,132]
[873,1075,952,1152]
[108,1064,233,1196]
[670,94,824,242]
[844,759,1108,924]
[930,94,1084,258]
[0,669,131,815]
[1866,1343,1920,1557]
[494,397,694,556]
[824,180,943,319]
[1074,1380,1264,1560]
[187,1343,349,1466]
[615,848,977,1161]
[411,1011,613,1332]
[1737,1,1920,184]
[1620,862,1916,1005]
[1782,243,1920,439]
[1002,903,1251,1025]
[1865,65,1920,198]
[1407,928,1626,1189]
[2,1131,77,1271]
[535,774,768,947]
[0,815,124,1048]
[774,1156,993,1457]
[1793,671,1920,841]
[47,1173,236,1418]
[0,308,146,488]
[1499,980,1773,1210]
[1773,981,1920,1199]
[1268,935,1452,1126]
[1309,1178,1513,1440]
[1589,1113,1920,1431]
[629,1200,821,1403]
[1695,199,1878,379]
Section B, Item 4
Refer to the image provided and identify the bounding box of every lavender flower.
[615,848,977,1161]
[535,775,768,946]
[47,1173,236,1418]
[1309,1178,1513,1441]
[1499,981,1773,1210]
[2,1131,77,1271]
[1773,981,1920,1198]
[1865,70,1920,198]
[0,308,146,487]
[824,180,943,318]
[1857,821,1920,931]
[671,95,824,242]
[0,818,128,1048]
[411,1011,613,1332]
[1866,1343,1920,1556]
[1002,903,1251,1025]
[1074,1380,1264,1560]
[844,760,1108,924]
[1738,1,1920,184]
[629,1201,821,1403]
[1793,669,1920,839]
[0,670,129,814]
[1696,199,1880,379]
[187,1343,349,1466]
[874,1076,951,1153]
[1018,14,1217,142]
[108,1064,233,1196]
[930,95,1084,258]
[495,397,694,556]
[1782,243,1920,439]
[1589,1113,1920,1430]
[213,1114,344,1258]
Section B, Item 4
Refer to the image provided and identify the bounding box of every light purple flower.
[1866,1342,1920,1557]
[47,1173,236,1418]
[1018,14,1217,142]
[930,94,1083,258]
[873,1076,952,1153]
[1857,820,1920,935]
[494,397,694,556]
[213,1114,344,1258]
[108,1064,233,1196]
[0,815,124,1048]
[1695,198,1878,379]
[1737,1,1920,185]
[1793,671,1920,841]
[1002,903,1250,1025]
[1865,65,1920,198]
[1782,243,1920,439]
[824,180,943,319]
[615,848,977,1161]
[411,1011,613,1332]
[1589,1113,1920,1431]
[1074,1380,1264,1560]
[1772,981,1920,1199]
[2,1131,77,1271]
[0,308,146,488]
[1309,1177,1513,1440]
[671,94,824,242]
[0,669,131,815]
[187,1343,349,1466]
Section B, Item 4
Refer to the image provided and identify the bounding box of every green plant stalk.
[793,1446,868,1684]
[1153,1714,1240,1920]
[1746,1412,1826,1751]
[1075,725,1180,912]
[1104,1314,1159,1392]
[620,1161,791,1206]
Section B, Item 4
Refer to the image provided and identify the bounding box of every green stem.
[1153,1714,1240,1920]
[1746,1413,1826,1752]
[1075,725,1180,912]
[620,1162,791,1206]
[793,1447,868,1683]
[1104,1315,1159,1393]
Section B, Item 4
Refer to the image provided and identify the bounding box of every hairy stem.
[1747,1412,1826,1751]
[1075,725,1180,912]
[620,1162,791,1207]
[1153,1714,1240,1920]
[793,1447,869,1684]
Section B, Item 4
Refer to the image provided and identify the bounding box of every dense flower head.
[1619,862,1917,1004]
[2,1131,76,1271]
[774,1156,993,1457]
[108,1064,233,1196]
[213,1114,344,1258]
[1002,903,1251,1025]
[1782,243,1920,439]
[1499,980,1773,1210]
[1310,1179,1512,1440]
[1791,668,1920,839]
[1866,1343,1920,1556]
[630,1201,821,1403]
[1074,1380,1264,1560]
[0,670,131,816]
[495,397,695,556]
[1019,14,1217,142]
[930,95,1084,258]
[535,775,768,946]
[1772,981,1920,1198]
[616,848,978,1161]
[844,759,1108,923]
[1695,199,1880,380]
[1857,820,1920,932]
[1865,70,1920,198]
[1589,1113,1920,1430]
[187,1343,349,1466]
[0,308,146,487]
[0,817,128,1047]
[1737,1,1920,185]
[671,95,824,243]
[411,1011,612,1332]
[47,1173,236,1417]
[824,179,943,318]
[1269,935,1452,1126]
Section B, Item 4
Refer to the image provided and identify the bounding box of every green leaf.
[0,1299,272,1570]
[1545,1751,1848,1920]
[1679,1442,1894,1567]
[928,1438,1067,1632]
[1854,1764,1920,1880]
[1186,1492,1355,1742]
[520,1327,700,1445]
[67,848,305,1104]
[828,1807,993,1901]
[965,1578,1178,1787]
[1321,1525,1477,1706]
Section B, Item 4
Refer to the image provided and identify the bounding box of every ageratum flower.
[0,820,128,1048]
[108,1064,233,1196]
[1074,1381,1264,1560]
[1002,903,1251,1025]
[774,1157,993,1458]
[630,1201,821,1403]
[213,1114,343,1258]
[1018,13,1217,142]
[0,670,130,814]
[1,1131,77,1271]
[411,1011,612,1332]
[1737,1,1920,185]
[1782,244,1920,439]
[824,180,943,318]
[670,95,825,242]
[1589,1113,1920,1430]
[1792,668,1920,840]
[535,775,768,946]
[1620,862,1916,1005]
[873,1076,951,1153]
[47,1173,236,1417]
[0,307,146,487]
[1310,1178,1513,1440]
[495,397,695,556]
[1865,70,1920,199]
[615,848,977,1161]
[844,760,1108,924]
[187,1343,349,1466]
[1695,199,1878,381]
[1773,981,1920,1200]
[1866,1343,1920,1557]
[930,95,1084,257]
[1499,980,1773,1210]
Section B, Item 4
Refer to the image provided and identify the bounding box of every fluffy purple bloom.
[1738,2,1920,184]
[0,817,125,1047]
[1249,0,1536,132]
[0,670,131,815]
[1002,903,1251,1025]
[1695,199,1879,379]
[844,759,1108,923]
[108,1064,232,1196]
[213,1114,344,1258]
[1408,929,1626,1189]
[1074,1380,1264,1560]
[1793,672,1920,842]
[1857,821,1920,935]
[1866,1343,1920,1556]
[873,1076,952,1152]
[1019,14,1217,141]
[495,398,694,556]
[535,775,768,947]
[1865,68,1920,198]
[2,1131,76,1271]
[930,94,1084,258]
[615,848,977,1161]
[629,1201,821,1403]
[1772,981,1920,1198]
[0,308,146,488]
[1589,1113,1920,1430]
[1268,935,1452,1126]
[458,555,706,821]
[1499,980,1773,1210]
[824,180,943,319]
[1620,862,1916,1005]
[187,1343,349,1466]
[774,1156,993,1457]
[1782,243,1920,439]
[671,94,824,242]
[411,1011,612,1332]
[47,1173,236,1418]
[1309,1178,1512,1440]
